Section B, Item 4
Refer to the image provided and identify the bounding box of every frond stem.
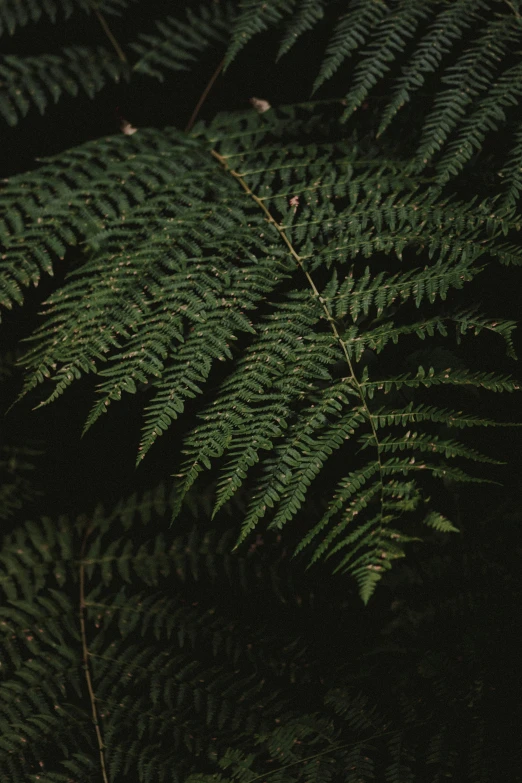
[246,729,395,781]
[185,57,225,133]
[79,523,109,783]
[89,1,127,63]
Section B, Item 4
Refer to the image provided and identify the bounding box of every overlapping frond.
[1,4,521,781]
[0,45,128,125]
[374,0,487,138]
[222,0,522,194]
[0,126,197,310]
[411,12,522,179]
[1,478,518,781]
[0,0,232,125]
[5,0,522,205]
[0,484,316,782]
[225,0,296,65]
[0,0,134,38]
[3,103,519,600]
[130,2,234,80]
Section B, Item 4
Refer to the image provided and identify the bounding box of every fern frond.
[0,126,199,311]
[0,46,129,125]
[411,13,522,174]
[276,0,326,59]
[131,2,234,81]
[0,483,320,781]
[175,290,341,519]
[1,3,521,781]
[312,0,389,93]
[4,104,519,599]
[362,365,520,397]
[0,1,235,125]
[0,0,135,38]
[369,402,514,430]
[432,59,522,184]
[229,392,366,538]
[328,259,481,322]
[224,0,295,67]
[498,123,522,211]
[338,0,437,117]
[362,430,502,465]
[218,0,522,191]
[375,0,488,137]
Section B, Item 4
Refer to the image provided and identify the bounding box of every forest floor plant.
[1,1,521,781]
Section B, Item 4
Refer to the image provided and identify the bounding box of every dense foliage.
[1,1,521,781]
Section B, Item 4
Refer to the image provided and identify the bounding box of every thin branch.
[185,57,225,133]
[90,1,127,63]
[245,730,395,782]
[79,523,109,783]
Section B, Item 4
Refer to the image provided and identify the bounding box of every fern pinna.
[1,102,519,602]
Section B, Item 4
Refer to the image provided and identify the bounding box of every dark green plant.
[1,477,520,782]
[1,1,521,780]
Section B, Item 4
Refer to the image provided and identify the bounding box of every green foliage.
[0,0,231,125]
[221,0,522,186]
[2,100,520,601]
[0,2,521,779]
[3,0,522,196]
[0,484,314,781]
[0,46,128,124]
[130,2,234,81]
[1,481,518,782]
[0,0,134,38]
